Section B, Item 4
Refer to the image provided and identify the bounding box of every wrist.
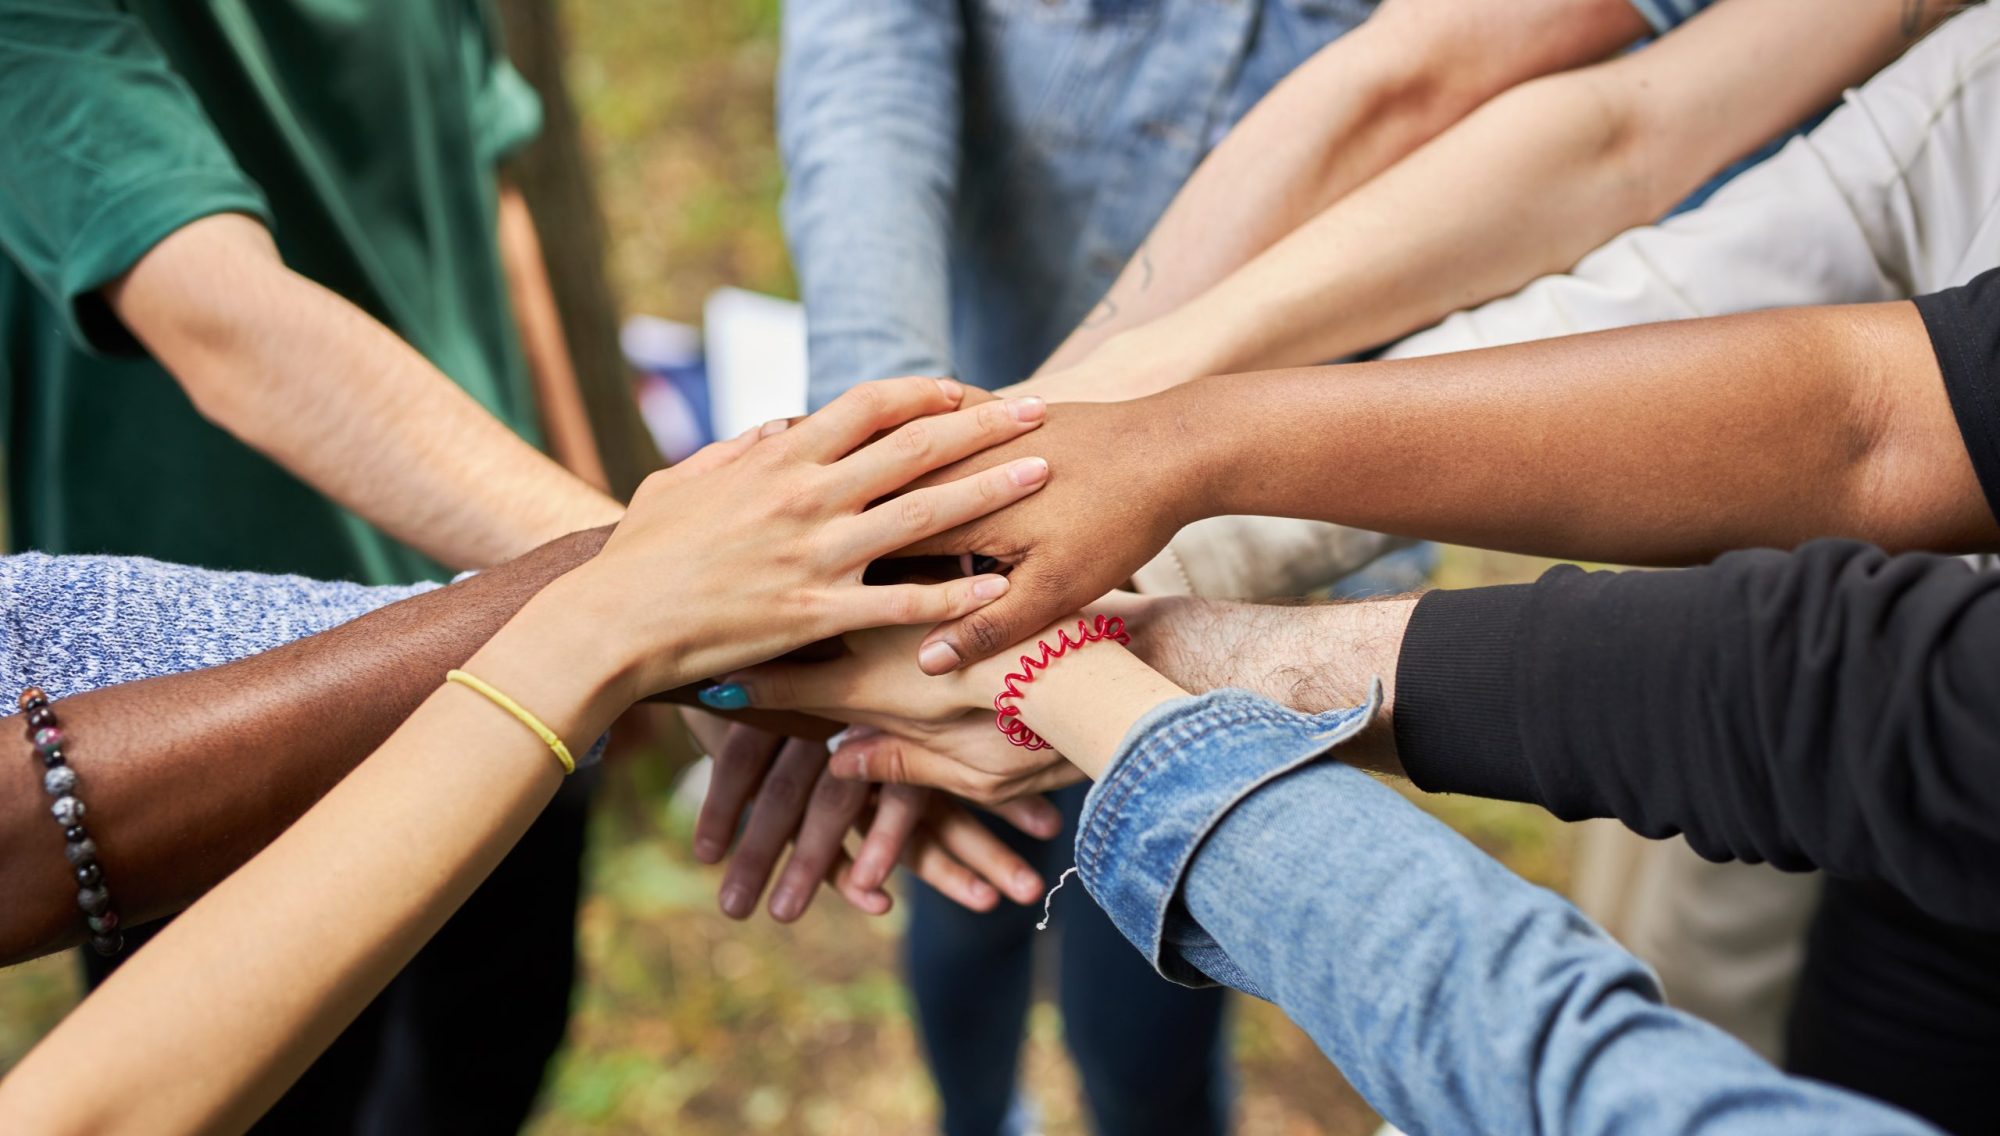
[459,586,634,752]
[1135,383,1231,527]
[514,566,675,714]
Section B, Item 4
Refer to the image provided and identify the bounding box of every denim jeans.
[905,782,1229,1136]
[1077,688,1942,1135]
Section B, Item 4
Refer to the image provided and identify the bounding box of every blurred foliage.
[0,4,1579,1133]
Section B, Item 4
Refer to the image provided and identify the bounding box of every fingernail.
[771,888,804,921]
[720,885,753,919]
[1007,457,1049,487]
[693,836,723,863]
[759,418,791,438]
[918,640,962,675]
[698,683,749,711]
[972,575,1009,601]
[826,727,855,752]
[1007,396,1045,422]
[1014,869,1042,897]
[934,377,963,401]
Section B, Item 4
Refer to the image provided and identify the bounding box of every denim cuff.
[1075,687,1379,989]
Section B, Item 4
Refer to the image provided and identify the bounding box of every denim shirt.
[780,0,1378,405]
[779,0,1723,407]
[1074,689,1939,1135]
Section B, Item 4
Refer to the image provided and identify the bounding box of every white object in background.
[704,287,808,437]
[622,314,710,463]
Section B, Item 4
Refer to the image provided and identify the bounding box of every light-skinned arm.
[1032,0,1952,402]
[1035,0,1652,375]
[496,182,612,492]
[106,212,623,570]
[902,297,1993,665]
[0,376,1055,1136]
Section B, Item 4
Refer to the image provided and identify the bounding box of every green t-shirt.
[0,0,544,584]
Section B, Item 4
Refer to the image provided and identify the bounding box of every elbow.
[1499,65,1672,227]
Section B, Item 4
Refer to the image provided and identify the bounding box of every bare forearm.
[110,214,621,569]
[0,527,609,965]
[1075,0,1942,399]
[498,185,611,492]
[0,594,614,1136]
[1036,0,1646,379]
[1188,302,1992,565]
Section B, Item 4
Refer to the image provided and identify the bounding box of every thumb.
[915,558,1072,673]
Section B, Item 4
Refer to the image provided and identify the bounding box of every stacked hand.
[578,374,1054,704]
[682,713,1059,921]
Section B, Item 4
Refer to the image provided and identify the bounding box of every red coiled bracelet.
[992,614,1129,751]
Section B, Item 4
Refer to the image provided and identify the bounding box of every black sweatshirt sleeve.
[1395,541,2000,929]
[1395,268,2000,929]
[1917,266,2000,522]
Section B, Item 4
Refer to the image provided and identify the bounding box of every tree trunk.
[496,0,663,501]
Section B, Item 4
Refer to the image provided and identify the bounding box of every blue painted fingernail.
[698,683,749,710]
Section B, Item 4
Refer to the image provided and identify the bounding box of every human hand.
[890,398,1207,673]
[719,617,1144,804]
[568,376,1054,701]
[685,714,1057,920]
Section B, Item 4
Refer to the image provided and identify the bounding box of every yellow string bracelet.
[445,669,577,775]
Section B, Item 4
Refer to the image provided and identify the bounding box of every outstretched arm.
[904,280,1997,665]
[108,214,622,569]
[741,604,1931,1134]
[1033,0,1652,374]
[1032,0,1949,401]
[0,528,609,965]
[0,376,1050,1136]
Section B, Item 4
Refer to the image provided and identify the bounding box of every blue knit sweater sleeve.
[0,553,437,703]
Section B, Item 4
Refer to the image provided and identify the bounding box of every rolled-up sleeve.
[778,0,964,407]
[1077,688,1938,1136]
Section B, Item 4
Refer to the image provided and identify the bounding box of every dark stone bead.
[88,911,119,934]
[40,748,65,769]
[76,885,109,915]
[17,688,47,712]
[74,862,101,887]
[89,932,123,957]
[63,825,87,843]
[64,838,97,867]
[24,706,54,731]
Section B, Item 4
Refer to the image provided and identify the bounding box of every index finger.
[787,376,965,464]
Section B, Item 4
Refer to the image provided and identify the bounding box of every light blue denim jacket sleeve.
[779,0,963,408]
[1075,688,1938,1135]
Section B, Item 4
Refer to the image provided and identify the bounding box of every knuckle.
[893,420,932,460]
[895,492,936,533]
[845,381,888,418]
[880,588,922,625]
[958,610,1006,657]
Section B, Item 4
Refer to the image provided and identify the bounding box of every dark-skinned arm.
[905,281,1999,669]
[0,528,604,965]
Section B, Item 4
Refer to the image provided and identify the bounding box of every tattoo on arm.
[1902,0,1926,37]
[1081,296,1119,329]
[1138,244,1154,293]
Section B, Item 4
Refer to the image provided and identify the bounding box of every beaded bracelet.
[19,688,124,956]
[991,614,1131,751]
